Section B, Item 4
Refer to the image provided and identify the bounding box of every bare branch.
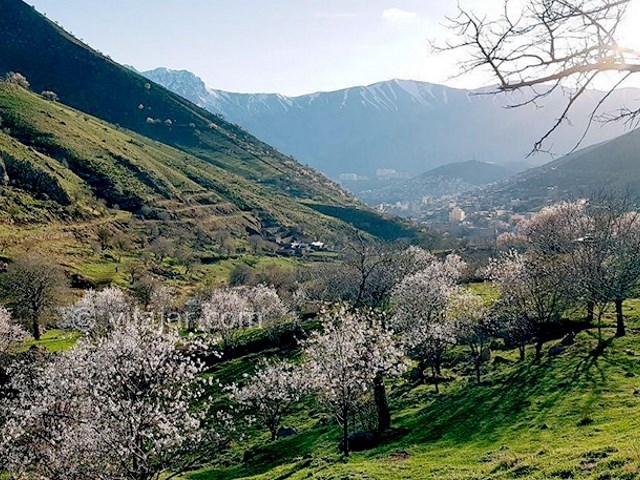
[438,0,638,154]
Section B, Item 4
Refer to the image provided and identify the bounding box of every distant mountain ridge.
[420,161,513,186]
[345,161,513,206]
[142,67,640,179]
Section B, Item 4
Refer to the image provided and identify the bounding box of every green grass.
[23,329,82,352]
[184,299,640,480]
[468,281,500,304]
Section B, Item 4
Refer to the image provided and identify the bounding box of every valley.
[2,1,640,480]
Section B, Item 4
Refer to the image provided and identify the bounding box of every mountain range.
[142,67,640,179]
[0,0,418,282]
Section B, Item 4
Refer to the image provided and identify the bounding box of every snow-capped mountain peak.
[140,67,635,179]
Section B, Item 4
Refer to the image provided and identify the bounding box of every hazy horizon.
[28,0,640,96]
[27,0,504,96]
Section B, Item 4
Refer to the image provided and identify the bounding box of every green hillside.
[488,129,640,209]
[0,0,422,284]
[0,82,416,290]
[178,296,640,480]
[0,0,417,242]
[0,82,342,233]
[0,0,335,196]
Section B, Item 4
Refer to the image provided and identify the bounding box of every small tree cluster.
[200,285,294,350]
[60,287,132,337]
[493,198,640,350]
[4,72,30,89]
[488,250,572,359]
[301,244,437,308]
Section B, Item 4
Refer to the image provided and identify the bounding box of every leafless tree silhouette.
[438,0,640,154]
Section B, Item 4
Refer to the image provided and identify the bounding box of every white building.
[449,207,466,223]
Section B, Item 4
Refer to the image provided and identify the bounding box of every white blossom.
[1,322,229,480]
[228,359,306,441]
[390,255,466,391]
[0,306,26,354]
[303,308,406,455]
[59,287,132,337]
[200,285,295,349]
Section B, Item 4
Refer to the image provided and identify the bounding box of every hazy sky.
[28,0,640,96]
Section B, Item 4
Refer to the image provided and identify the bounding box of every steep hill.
[0,0,414,242]
[142,67,639,179]
[0,1,340,214]
[423,160,513,186]
[0,83,334,233]
[482,129,640,210]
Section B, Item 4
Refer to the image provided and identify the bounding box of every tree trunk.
[535,340,543,362]
[342,407,350,457]
[432,365,439,394]
[586,301,594,323]
[615,297,626,337]
[435,361,442,377]
[416,360,427,384]
[518,345,525,362]
[32,318,41,341]
[373,373,391,433]
[475,360,481,384]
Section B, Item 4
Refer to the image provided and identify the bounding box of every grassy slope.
[186,296,640,480]
[0,0,418,243]
[0,0,355,220]
[0,83,360,237]
[0,83,393,288]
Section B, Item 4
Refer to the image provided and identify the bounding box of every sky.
[28,0,640,96]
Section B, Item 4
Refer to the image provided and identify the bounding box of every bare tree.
[0,255,67,340]
[441,0,639,154]
[332,238,435,309]
[95,227,114,252]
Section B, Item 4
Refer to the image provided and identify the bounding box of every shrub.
[4,72,30,89]
[40,90,59,101]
